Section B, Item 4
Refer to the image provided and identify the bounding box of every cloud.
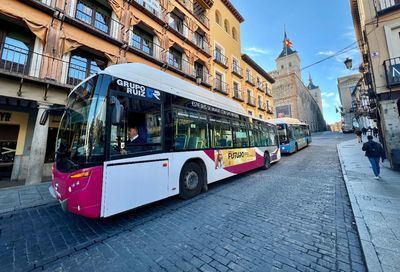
[322,92,335,97]
[343,27,357,42]
[244,47,271,57]
[322,98,331,109]
[317,51,335,56]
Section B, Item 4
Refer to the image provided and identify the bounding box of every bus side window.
[173,108,209,150]
[210,117,233,148]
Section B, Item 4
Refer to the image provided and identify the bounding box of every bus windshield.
[277,123,290,144]
[55,75,108,172]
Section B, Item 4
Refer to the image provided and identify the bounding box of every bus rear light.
[70,171,91,179]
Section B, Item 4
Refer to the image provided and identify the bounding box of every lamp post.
[344,58,353,70]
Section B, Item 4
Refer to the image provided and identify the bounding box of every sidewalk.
[338,139,400,272]
[0,182,56,214]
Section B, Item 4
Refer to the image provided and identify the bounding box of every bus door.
[102,88,169,217]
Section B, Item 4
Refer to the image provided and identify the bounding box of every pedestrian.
[361,127,367,135]
[355,129,363,143]
[373,127,379,138]
[362,135,386,180]
[367,126,372,136]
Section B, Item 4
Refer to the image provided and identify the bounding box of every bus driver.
[121,126,145,155]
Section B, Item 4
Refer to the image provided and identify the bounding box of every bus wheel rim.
[184,171,199,190]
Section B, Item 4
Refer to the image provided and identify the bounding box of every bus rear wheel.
[262,153,271,170]
[179,162,204,200]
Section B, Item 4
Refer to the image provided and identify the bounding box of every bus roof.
[270,118,308,126]
[101,63,247,116]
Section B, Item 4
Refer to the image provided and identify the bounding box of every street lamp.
[344,58,353,70]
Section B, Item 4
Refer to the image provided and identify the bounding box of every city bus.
[270,118,311,154]
[43,63,281,218]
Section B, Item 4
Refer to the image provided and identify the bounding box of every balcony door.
[132,27,154,56]
[67,50,107,86]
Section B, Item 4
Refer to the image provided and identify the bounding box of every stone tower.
[307,73,323,114]
[275,32,301,78]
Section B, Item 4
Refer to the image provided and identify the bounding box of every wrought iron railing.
[247,95,255,106]
[168,52,193,76]
[233,88,244,100]
[214,78,229,94]
[214,51,228,67]
[133,0,164,20]
[0,42,80,86]
[232,63,243,77]
[246,73,255,85]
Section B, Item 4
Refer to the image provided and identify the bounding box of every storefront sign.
[0,112,12,122]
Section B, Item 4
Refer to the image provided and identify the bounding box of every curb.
[337,143,383,272]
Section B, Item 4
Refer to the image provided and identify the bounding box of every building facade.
[269,35,326,132]
[210,0,275,120]
[337,74,363,132]
[350,0,400,170]
[0,0,275,185]
[307,74,323,113]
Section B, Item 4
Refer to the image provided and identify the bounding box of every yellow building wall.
[0,111,28,156]
[210,0,274,120]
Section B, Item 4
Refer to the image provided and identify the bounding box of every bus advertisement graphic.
[214,149,256,169]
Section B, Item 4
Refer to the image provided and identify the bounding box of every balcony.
[247,95,256,106]
[214,51,228,68]
[168,53,194,78]
[258,101,266,111]
[233,88,244,101]
[129,33,164,63]
[246,74,255,86]
[192,33,210,55]
[232,63,243,78]
[194,70,211,86]
[176,0,210,28]
[376,0,400,15]
[0,42,73,88]
[257,82,264,91]
[195,13,210,28]
[214,78,229,95]
[384,57,400,87]
[266,87,273,97]
[133,0,164,21]
[267,106,274,114]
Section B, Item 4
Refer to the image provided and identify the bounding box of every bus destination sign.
[190,101,240,119]
[116,78,162,101]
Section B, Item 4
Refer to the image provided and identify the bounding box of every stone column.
[26,103,51,185]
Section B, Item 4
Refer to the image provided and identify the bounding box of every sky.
[230,0,361,124]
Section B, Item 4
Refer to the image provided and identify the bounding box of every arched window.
[215,10,221,25]
[224,19,230,34]
[232,27,237,40]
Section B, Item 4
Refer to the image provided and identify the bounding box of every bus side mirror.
[39,109,50,126]
[110,96,124,125]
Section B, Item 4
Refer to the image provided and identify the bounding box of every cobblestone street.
[0,133,366,272]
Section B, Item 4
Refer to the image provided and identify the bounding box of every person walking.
[361,127,367,136]
[355,129,363,143]
[367,126,373,136]
[362,135,386,179]
[373,127,379,138]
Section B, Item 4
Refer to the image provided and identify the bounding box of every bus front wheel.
[262,153,271,170]
[179,162,204,200]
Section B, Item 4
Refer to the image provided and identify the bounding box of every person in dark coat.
[362,135,386,180]
[373,127,379,138]
[121,126,145,155]
[361,127,367,135]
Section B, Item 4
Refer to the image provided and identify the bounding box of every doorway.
[0,124,19,180]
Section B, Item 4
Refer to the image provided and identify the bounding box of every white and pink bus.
[44,63,280,218]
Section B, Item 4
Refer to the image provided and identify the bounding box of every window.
[170,12,184,34]
[0,30,33,74]
[168,48,182,70]
[174,108,209,150]
[109,95,162,157]
[246,69,251,81]
[232,120,248,147]
[76,0,111,33]
[215,10,221,25]
[224,19,230,33]
[232,27,238,40]
[215,72,223,91]
[67,51,106,86]
[132,27,154,56]
[210,116,232,148]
